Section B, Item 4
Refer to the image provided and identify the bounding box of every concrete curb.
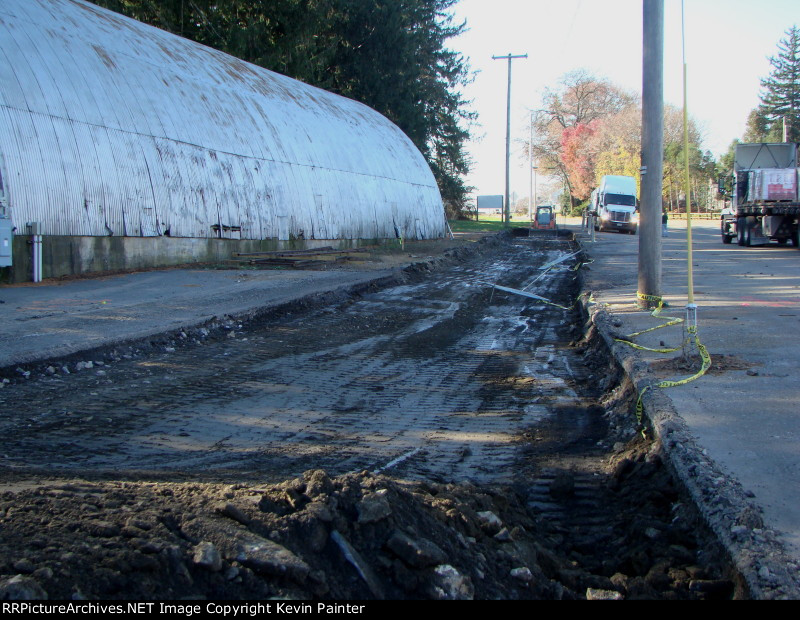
[578,271,800,600]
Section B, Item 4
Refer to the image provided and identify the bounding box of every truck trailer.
[720,142,800,247]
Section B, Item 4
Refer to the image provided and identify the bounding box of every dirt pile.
[0,445,744,600]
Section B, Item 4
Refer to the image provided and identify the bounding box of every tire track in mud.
[0,236,598,486]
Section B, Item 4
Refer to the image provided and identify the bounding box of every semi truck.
[590,175,639,234]
[720,142,800,247]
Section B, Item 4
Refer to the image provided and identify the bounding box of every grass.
[448,217,532,233]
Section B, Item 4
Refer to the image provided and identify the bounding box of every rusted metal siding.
[0,0,445,241]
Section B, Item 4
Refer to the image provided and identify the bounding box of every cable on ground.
[615,293,711,437]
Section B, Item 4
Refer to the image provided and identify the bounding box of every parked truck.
[590,175,639,234]
[720,142,800,247]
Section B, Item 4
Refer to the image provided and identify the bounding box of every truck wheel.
[744,222,752,246]
[721,221,733,244]
[737,217,746,246]
[792,229,799,247]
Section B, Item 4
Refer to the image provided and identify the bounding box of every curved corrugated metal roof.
[0,0,445,240]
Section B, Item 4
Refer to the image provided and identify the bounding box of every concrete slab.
[569,215,800,598]
[0,267,393,369]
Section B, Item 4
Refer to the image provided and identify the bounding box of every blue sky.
[449,0,799,201]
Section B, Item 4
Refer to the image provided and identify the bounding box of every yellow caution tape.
[615,293,712,437]
[634,328,711,428]
[614,292,683,352]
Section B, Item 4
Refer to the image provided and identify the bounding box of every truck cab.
[591,175,639,234]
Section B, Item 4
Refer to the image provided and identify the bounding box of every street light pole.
[493,53,527,225]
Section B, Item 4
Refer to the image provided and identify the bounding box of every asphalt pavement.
[0,267,394,369]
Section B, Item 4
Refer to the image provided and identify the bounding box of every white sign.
[477,195,503,210]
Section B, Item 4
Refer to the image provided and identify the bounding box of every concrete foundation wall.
[0,235,369,284]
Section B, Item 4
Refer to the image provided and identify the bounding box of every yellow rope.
[616,293,712,436]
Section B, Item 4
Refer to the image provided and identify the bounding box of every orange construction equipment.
[532,205,556,230]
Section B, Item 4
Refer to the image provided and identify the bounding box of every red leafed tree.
[560,120,599,201]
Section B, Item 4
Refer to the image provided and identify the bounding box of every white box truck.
[720,143,800,247]
[590,175,639,234]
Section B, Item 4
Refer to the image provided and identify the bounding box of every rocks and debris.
[587,587,624,600]
[0,575,49,600]
[191,542,222,572]
[0,451,745,600]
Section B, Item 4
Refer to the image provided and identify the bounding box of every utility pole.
[493,53,527,225]
[639,0,664,308]
[529,112,534,224]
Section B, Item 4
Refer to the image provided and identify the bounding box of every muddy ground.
[0,233,746,600]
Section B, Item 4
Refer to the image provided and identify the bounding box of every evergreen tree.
[743,108,770,142]
[759,25,800,143]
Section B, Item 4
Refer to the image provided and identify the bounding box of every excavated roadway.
[0,235,588,487]
[2,224,797,599]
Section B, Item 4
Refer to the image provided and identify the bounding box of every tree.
[537,69,633,129]
[560,121,599,201]
[743,108,773,142]
[594,141,641,188]
[718,140,738,177]
[528,70,633,206]
[660,105,713,210]
[759,25,800,142]
[528,69,716,210]
[89,0,476,215]
[588,104,642,191]
[528,70,714,208]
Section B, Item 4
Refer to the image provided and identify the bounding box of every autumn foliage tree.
[528,70,633,207]
[528,70,713,211]
[560,121,599,200]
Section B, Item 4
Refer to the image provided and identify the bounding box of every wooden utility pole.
[493,53,527,225]
[639,0,664,308]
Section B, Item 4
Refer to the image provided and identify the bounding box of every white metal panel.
[0,0,445,241]
[47,115,91,235]
[89,124,126,236]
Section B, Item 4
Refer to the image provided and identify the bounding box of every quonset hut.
[0,0,445,282]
